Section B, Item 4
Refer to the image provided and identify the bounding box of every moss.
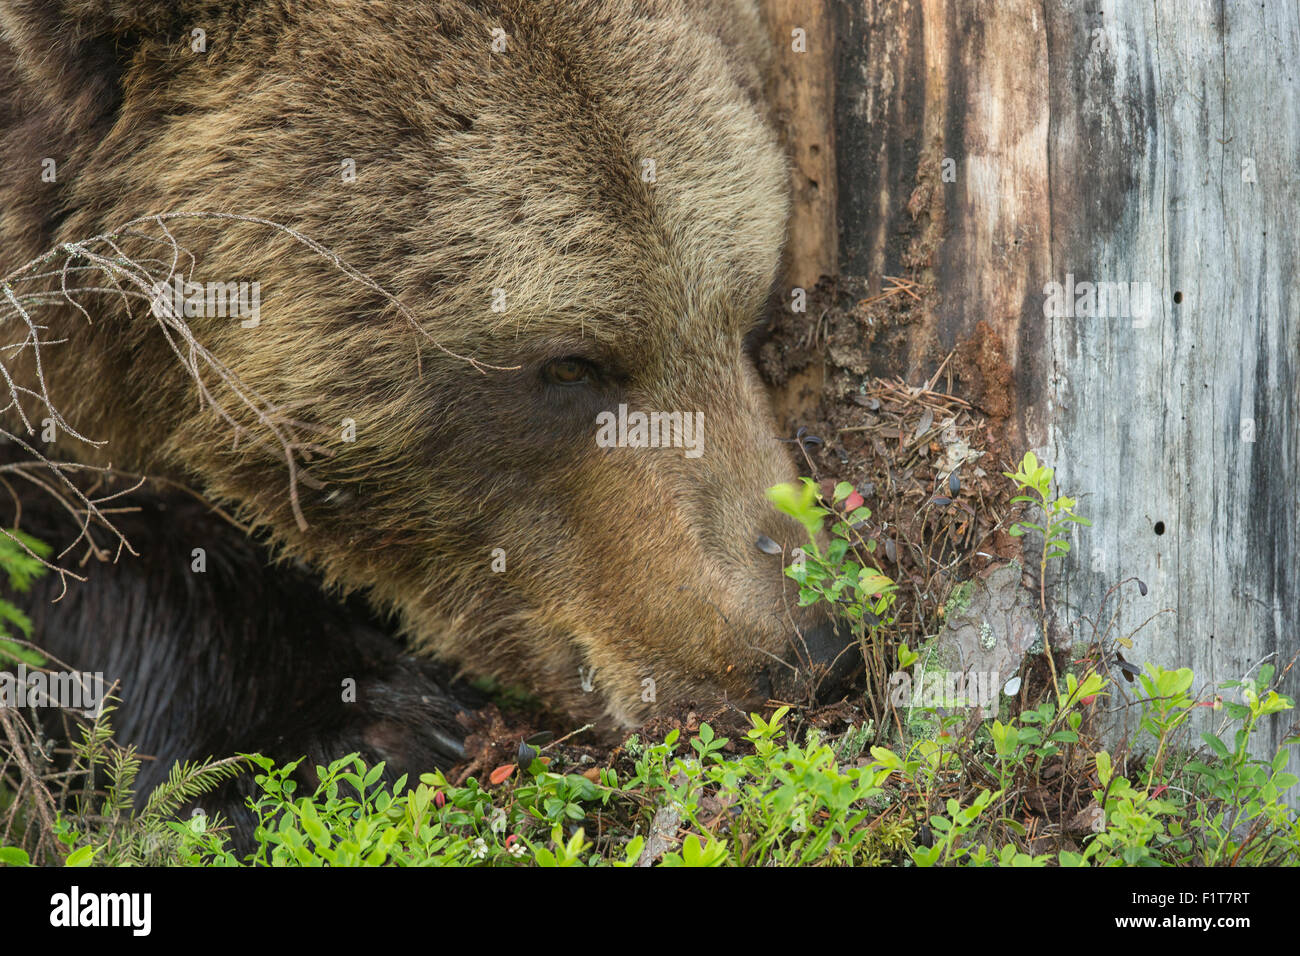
[945,579,977,617]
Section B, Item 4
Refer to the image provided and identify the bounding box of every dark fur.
[7,450,477,837]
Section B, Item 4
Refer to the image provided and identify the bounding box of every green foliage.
[1003,451,1091,692]
[1106,662,1299,866]
[653,709,904,866]
[766,477,899,728]
[10,708,917,867]
[181,755,480,866]
[765,477,825,545]
[2,453,1295,868]
[34,704,250,866]
[1002,451,1092,559]
[741,452,1296,867]
[766,478,897,631]
[4,659,1295,867]
[660,834,728,867]
[910,789,998,866]
[0,528,50,667]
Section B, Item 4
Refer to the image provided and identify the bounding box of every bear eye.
[542,357,595,386]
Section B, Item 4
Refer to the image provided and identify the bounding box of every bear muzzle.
[761,616,861,706]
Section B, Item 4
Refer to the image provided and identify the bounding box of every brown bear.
[0,0,854,821]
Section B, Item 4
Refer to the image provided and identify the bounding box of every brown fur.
[0,0,840,731]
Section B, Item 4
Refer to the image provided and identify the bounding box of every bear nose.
[767,618,861,704]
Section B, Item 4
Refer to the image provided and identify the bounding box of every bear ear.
[0,1,212,125]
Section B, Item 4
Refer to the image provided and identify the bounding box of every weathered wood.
[798,1,1298,790]
[1039,1,1299,785]
[759,0,839,425]
[760,0,839,289]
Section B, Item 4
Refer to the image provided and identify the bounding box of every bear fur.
[0,0,852,815]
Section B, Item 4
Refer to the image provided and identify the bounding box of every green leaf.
[362,762,385,790]
[1201,733,1231,761]
[0,846,30,866]
[0,530,51,593]
[0,636,45,667]
[64,845,97,867]
[622,836,645,865]
[1095,751,1113,787]
[766,479,826,542]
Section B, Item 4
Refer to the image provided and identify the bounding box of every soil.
[757,276,1024,649]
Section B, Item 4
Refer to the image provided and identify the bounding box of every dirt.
[757,277,1024,649]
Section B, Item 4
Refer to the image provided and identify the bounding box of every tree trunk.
[763,0,1300,792]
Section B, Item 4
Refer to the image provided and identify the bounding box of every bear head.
[0,0,857,731]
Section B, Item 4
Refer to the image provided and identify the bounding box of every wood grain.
[825,0,1299,795]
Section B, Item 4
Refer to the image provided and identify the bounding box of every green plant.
[766,477,898,726]
[6,660,1292,868]
[659,833,729,866]
[1088,749,1180,865]
[34,704,249,866]
[677,709,903,866]
[910,789,999,866]
[0,529,50,667]
[1003,452,1091,691]
[4,450,1295,868]
[1134,664,1195,790]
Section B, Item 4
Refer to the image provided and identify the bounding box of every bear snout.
[767,617,862,706]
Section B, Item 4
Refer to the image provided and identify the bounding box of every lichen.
[946,579,977,617]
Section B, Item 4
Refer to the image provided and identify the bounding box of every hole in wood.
[1173,291,1183,304]
[1154,520,1166,535]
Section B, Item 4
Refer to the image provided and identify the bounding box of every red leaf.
[489,764,517,785]
[844,491,865,512]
